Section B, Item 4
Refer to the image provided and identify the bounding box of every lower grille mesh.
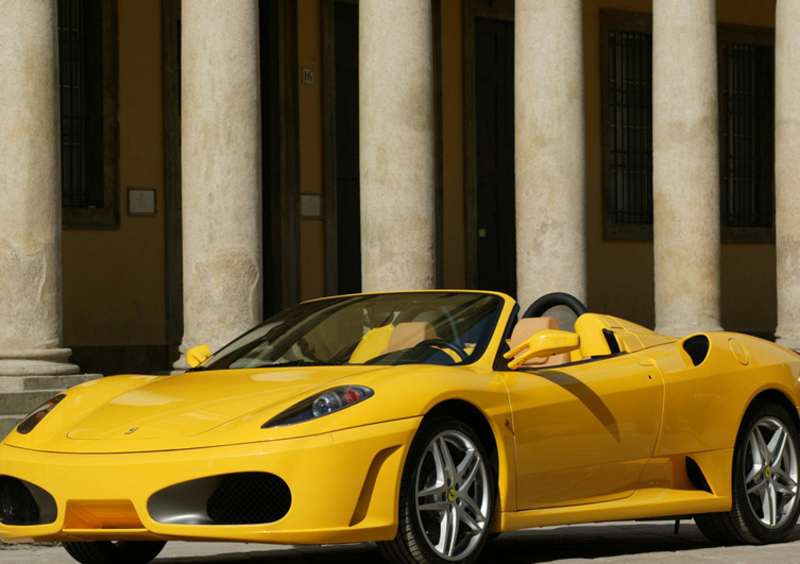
[0,476,41,525]
[206,473,291,525]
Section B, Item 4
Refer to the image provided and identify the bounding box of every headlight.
[262,385,374,428]
[16,394,65,435]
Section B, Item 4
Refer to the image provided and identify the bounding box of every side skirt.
[497,448,734,532]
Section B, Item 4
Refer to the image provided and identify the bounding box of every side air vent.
[149,472,291,526]
[0,476,57,526]
[686,457,713,494]
[683,335,710,366]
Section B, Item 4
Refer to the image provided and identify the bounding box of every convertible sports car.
[1,290,800,564]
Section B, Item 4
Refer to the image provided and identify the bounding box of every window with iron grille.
[601,11,775,243]
[608,29,652,226]
[719,37,774,236]
[601,11,654,240]
[58,0,119,227]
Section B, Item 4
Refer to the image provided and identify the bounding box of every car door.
[504,353,664,510]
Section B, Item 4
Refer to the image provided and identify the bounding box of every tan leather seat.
[383,322,437,353]
[508,317,571,367]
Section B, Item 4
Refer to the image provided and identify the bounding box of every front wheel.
[379,416,495,564]
[63,541,167,564]
[695,402,800,544]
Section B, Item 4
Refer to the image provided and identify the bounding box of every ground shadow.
[155,520,800,564]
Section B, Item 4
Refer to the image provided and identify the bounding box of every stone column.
[359,0,436,292]
[775,1,800,350]
[175,0,262,368]
[652,0,721,337]
[515,0,586,310]
[0,1,79,379]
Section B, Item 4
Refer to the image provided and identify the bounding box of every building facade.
[0,0,792,381]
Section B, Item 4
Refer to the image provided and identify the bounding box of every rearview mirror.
[186,344,212,368]
[503,329,580,370]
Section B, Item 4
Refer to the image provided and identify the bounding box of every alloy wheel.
[743,415,800,528]
[414,430,491,561]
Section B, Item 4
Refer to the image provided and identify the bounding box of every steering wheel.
[523,292,588,319]
[414,339,469,361]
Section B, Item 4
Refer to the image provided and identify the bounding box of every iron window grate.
[58,0,104,209]
[608,30,653,226]
[720,43,773,229]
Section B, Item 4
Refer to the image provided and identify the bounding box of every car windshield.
[199,292,505,370]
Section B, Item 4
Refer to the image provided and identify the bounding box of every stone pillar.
[359,0,436,292]
[175,0,262,368]
[775,0,800,350]
[0,1,78,379]
[515,0,586,311]
[652,0,721,337]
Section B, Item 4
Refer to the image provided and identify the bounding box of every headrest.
[385,322,437,353]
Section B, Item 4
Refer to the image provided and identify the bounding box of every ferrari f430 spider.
[2,291,800,564]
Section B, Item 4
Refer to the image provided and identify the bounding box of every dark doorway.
[334,2,361,295]
[259,0,300,317]
[474,18,515,297]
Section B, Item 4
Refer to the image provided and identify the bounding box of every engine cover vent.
[683,335,710,367]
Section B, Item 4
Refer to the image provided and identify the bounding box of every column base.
[172,343,191,372]
[0,348,80,377]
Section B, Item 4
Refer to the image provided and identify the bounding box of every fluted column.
[359,0,435,291]
[653,0,721,337]
[0,1,79,379]
[515,0,586,310]
[175,0,262,368]
[776,0,800,350]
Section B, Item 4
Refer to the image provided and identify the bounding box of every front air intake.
[683,335,710,366]
[207,473,291,525]
[149,472,291,526]
[0,476,57,526]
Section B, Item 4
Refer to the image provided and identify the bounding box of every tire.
[379,416,495,564]
[62,541,167,564]
[695,401,800,544]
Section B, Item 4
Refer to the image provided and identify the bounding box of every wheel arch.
[421,399,515,515]
[424,401,497,468]
[744,389,800,433]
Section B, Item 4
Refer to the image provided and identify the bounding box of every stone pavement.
[4,520,800,564]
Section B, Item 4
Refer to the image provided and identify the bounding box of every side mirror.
[186,344,212,368]
[503,329,580,370]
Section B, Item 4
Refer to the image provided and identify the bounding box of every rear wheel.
[695,402,800,544]
[379,416,495,564]
[63,541,167,564]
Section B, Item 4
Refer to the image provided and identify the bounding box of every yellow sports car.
[1,290,799,564]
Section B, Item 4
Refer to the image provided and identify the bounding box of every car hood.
[66,367,357,440]
[4,365,391,453]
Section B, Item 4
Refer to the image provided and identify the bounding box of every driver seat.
[508,317,572,368]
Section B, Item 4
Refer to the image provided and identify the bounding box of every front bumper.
[0,417,420,545]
